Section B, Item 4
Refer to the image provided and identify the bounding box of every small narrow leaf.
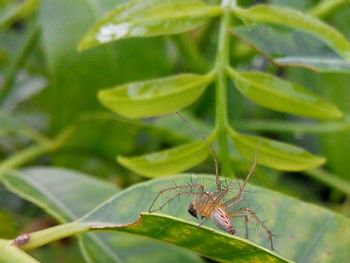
[227,68,343,119]
[228,129,325,171]
[117,140,210,177]
[98,72,214,118]
[78,0,222,51]
[233,5,350,59]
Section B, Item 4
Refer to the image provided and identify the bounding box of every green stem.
[16,222,89,251]
[309,0,348,18]
[0,23,39,103]
[214,0,234,177]
[0,145,49,177]
[0,126,75,178]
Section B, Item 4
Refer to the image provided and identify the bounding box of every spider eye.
[188,203,198,218]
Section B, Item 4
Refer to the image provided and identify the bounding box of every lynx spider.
[148,112,275,250]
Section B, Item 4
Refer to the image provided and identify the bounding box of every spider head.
[188,202,198,219]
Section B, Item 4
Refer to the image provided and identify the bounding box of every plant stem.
[0,23,39,104]
[309,0,348,18]
[0,126,74,178]
[214,1,234,177]
[16,222,89,251]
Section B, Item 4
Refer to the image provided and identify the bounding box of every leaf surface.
[2,168,203,263]
[98,72,214,118]
[228,129,325,171]
[117,140,211,177]
[233,4,350,59]
[5,171,350,262]
[228,69,343,119]
[78,0,222,50]
[231,24,350,72]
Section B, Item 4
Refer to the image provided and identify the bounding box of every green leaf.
[2,168,203,263]
[227,68,343,119]
[39,0,171,131]
[228,129,325,171]
[78,0,222,51]
[117,139,212,177]
[6,171,350,262]
[0,239,39,263]
[233,117,350,134]
[98,72,214,118]
[4,171,290,262]
[8,172,350,262]
[231,24,350,72]
[233,4,350,59]
[0,0,39,27]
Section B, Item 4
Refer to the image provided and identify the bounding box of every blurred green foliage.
[0,0,350,262]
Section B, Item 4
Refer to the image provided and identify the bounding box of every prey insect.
[148,112,275,250]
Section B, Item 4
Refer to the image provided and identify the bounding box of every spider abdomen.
[211,206,236,235]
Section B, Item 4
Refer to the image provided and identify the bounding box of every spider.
[148,113,275,250]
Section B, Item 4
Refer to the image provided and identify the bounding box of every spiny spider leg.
[176,112,222,191]
[224,153,257,208]
[229,207,275,250]
[149,184,204,213]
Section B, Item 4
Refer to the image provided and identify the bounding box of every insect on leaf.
[2,168,203,263]
[5,171,350,262]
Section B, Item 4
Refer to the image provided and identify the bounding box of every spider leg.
[229,207,275,250]
[176,112,221,192]
[198,217,208,227]
[224,153,257,208]
[229,210,249,239]
[148,184,204,213]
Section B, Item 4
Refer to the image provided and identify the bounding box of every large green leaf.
[231,24,350,72]
[78,0,222,51]
[227,68,343,119]
[117,140,211,177]
[2,168,203,263]
[5,172,350,262]
[98,72,214,118]
[228,128,325,171]
[232,4,350,59]
[39,0,171,131]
